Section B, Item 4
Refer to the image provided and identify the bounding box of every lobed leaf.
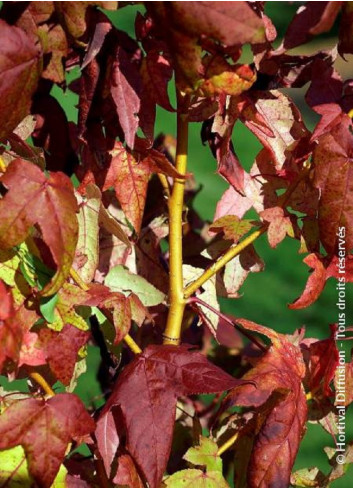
[100,344,245,487]
[0,160,78,296]
[0,393,95,487]
[0,20,41,141]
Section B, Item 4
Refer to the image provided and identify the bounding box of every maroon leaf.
[0,159,79,296]
[39,324,90,385]
[301,325,339,396]
[283,2,341,50]
[222,319,307,488]
[100,344,244,487]
[0,393,95,487]
[113,454,144,488]
[313,115,353,254]
[0,19,41,141]
[95,410,120,478]
[110,46,141,149]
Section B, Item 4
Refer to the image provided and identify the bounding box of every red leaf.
[0,159,79,296]
[39,324,90,385]
[283,2,341,50]
[95,410,120,478]
[100,344,244,487]
[241,91,310,172]
[260,206,293,248]
[0,19,41,141]
[113,454,144,488]
[313,116,353,254]
[148,2,266,47]
[103,143,150,233]
[100,293,132,345]
[0,281,22,371]
[0,393,95,487]
[289,254,326,310]
[301,325,339,396]
[222,319,307,488]
[110,46,141,149]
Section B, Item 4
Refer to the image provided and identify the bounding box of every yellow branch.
[29,372,55,397]
[217,432,239,456]
[69,268,142,354]
[163,99,189,345]
[0,156,6,173]
[184,227,266,299]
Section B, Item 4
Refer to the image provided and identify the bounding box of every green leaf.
[74,184,101,283]
[165,437,228,488]
[105,265,165,307]
[40,294,59,323]
[0,446,68,488]
[210,215,255,243]
[165,469,228,488]
[184,437,222,473]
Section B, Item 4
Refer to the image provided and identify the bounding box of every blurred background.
[1,2,352,486]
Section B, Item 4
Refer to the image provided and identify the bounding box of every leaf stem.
[29,372,55,397]
[217,431,239,456]
[163,94,189,345]
[69,268,142,354]
[189,297,267,353]
[184,227,266,299]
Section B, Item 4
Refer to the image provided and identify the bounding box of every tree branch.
[163,93,189,345]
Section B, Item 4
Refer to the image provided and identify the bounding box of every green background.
[1,2,352,487]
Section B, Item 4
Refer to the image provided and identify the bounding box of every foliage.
[0,1,352,488]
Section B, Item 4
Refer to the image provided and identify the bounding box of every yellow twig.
[163,97,189,345]
[70,267,89,291]
[217,432,239,456]
[0,156,6,173]
[158,173,171,198]
[69,268,142,354]
[184,165,311,299]
[29,372,55,397]
[184,227,266,299]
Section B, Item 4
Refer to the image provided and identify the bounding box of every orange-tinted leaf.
[260,206,293,248]
[313,116,353,254]
[0,20,41,141]
[0,393,95,487]
[100,292,132,345]
[101,344,244,487]
[18,331,46,368]
[222,319,307,488]
[210,215,255,243]
[104,143,150,233]
[113,454,144,488]
[289,254,327,310]
[54,1,117,39]
[0,281,22,372]
[148,2,265,47]
[0,159,78,296]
